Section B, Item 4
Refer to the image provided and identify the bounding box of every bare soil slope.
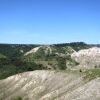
[0,70,100,100]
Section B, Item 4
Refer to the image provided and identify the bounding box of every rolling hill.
[0,42,100,100]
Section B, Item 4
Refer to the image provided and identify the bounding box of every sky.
[0,0,100,44]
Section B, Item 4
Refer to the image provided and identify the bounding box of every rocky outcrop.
[71,47,100,69]
[24,46,41,56]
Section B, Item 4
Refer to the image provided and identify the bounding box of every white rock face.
[71,47,100,68]
[0,70,100,100]
[24,46,41,56]
[44,46,52,55]
[24,46,53,56]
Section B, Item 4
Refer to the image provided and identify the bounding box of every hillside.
[0,42,89,79]
[0,42,100,100]
[0,44,42,79]
[0,44,39,58]
[24,42,89,70]
[0,70,100,100]
[71,47,100,69]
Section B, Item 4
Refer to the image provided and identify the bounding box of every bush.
[12,96,23,100]
[57,57,66,70]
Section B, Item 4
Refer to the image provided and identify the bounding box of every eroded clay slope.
[0,70,100,100]
[71,47,100,69]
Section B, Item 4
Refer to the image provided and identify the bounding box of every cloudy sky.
[0,0,100,44]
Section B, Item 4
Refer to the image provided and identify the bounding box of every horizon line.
[0,42,100,45]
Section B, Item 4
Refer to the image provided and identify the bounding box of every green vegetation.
[12,96,23,100]
[0,44,38,58]
[57,57,66,70]
[0,44,44,79]
[0,59,45,79]
[23,44,80,70]
[0,42,89,79]
[0,52,46,79]
[83,69,100,81]
[54,42,89,51]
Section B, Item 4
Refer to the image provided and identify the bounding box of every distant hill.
[0,44,39,58]
[0,42,98,79]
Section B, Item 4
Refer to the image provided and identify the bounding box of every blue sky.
[0,0,100,44]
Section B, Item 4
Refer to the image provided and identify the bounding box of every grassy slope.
[83,69,100,81]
